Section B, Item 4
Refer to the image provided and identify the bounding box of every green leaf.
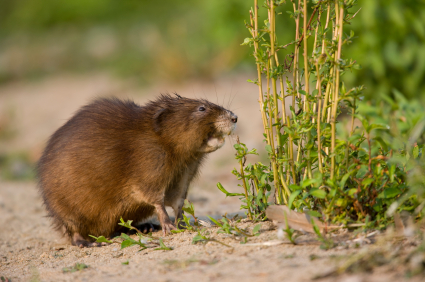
[265,145,273,154]
[288,190,302,210]
[306,210,322,218]
[88,235,113,244]
[309,189,327,199]
[301,178,318,188]
[389,164,396,182]
[413,146,419,159]
[216,183,244,197]
[289,184,302,191]
[378,187,402,199]
[348,188,358,196]
[192,235,206,244]
[170,229,184,234]
[154,238,173,251]
[252,224,261,236]
[362,178,374,186]
[373,136,389,152]
[241,37,253,46]
[361,118,369,132]
[207,216,223,227]
[339,170,356,189]
[121,239,135,249]
[118,218,134,230]
[122,261,129,265]
[368,123,387,132]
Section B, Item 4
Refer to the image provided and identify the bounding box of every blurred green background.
[0,0,424,99]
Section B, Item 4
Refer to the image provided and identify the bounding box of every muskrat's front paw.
[161,222,176,235]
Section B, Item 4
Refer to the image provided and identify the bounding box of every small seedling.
[209,216,261,242]
[312,219,335,250]
[119,233,147,251]
[154,238,173,251]
[62,263,89,273]
[88,235,113,244]
[90,217,169,251]
[192,228,232,248]
[281,212,299,245]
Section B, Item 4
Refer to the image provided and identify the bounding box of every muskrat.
[37,94,237,247]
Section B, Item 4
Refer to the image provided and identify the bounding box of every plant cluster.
[218,0,425,227]
[90,217,173,251]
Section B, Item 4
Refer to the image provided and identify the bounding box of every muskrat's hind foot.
[72,233,109,248]
[136,222,161,234]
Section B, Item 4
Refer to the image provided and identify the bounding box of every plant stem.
[303,0,313,179]
[330,1,344,180]
[315,61,324,173]
[239,158,253,220]
[252,2,270,145]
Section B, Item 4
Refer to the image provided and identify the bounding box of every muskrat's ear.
[153,108,169,133]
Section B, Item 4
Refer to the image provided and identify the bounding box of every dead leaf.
[266,205,339,233]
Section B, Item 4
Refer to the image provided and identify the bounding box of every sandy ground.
[0,73,423,281]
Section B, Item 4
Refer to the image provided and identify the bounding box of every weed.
[312,220,335,250]
[192,228,232,248]
[90,217,171,251]
[62,263,89,273]
[281,212,299,245]
[154,238,173,251]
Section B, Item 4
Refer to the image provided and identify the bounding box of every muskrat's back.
[37,95,237,247]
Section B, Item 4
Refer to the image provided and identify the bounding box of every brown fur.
[37,94,237,247]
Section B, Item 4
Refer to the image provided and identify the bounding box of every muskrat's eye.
[198,106,206,112]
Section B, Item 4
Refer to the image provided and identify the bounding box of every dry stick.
[296,7,318,49]
[330,2,344,180]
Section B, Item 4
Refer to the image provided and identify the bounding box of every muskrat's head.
[152,94,237,154]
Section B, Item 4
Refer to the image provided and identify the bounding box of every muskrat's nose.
[231,115,238,123]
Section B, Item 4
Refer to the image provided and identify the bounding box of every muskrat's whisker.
[229,91,237,110]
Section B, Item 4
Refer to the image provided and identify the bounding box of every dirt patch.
[0,74,423,281]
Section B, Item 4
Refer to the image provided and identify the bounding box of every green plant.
[221,0,425,227]
[281,212,299,244]
[218,139,272,220]
[90,217,172,251]
[312,218,335,250]
[171,200,203,233]
[208,215,262,239]
[62,263,89,273]
[192,228,232,248]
